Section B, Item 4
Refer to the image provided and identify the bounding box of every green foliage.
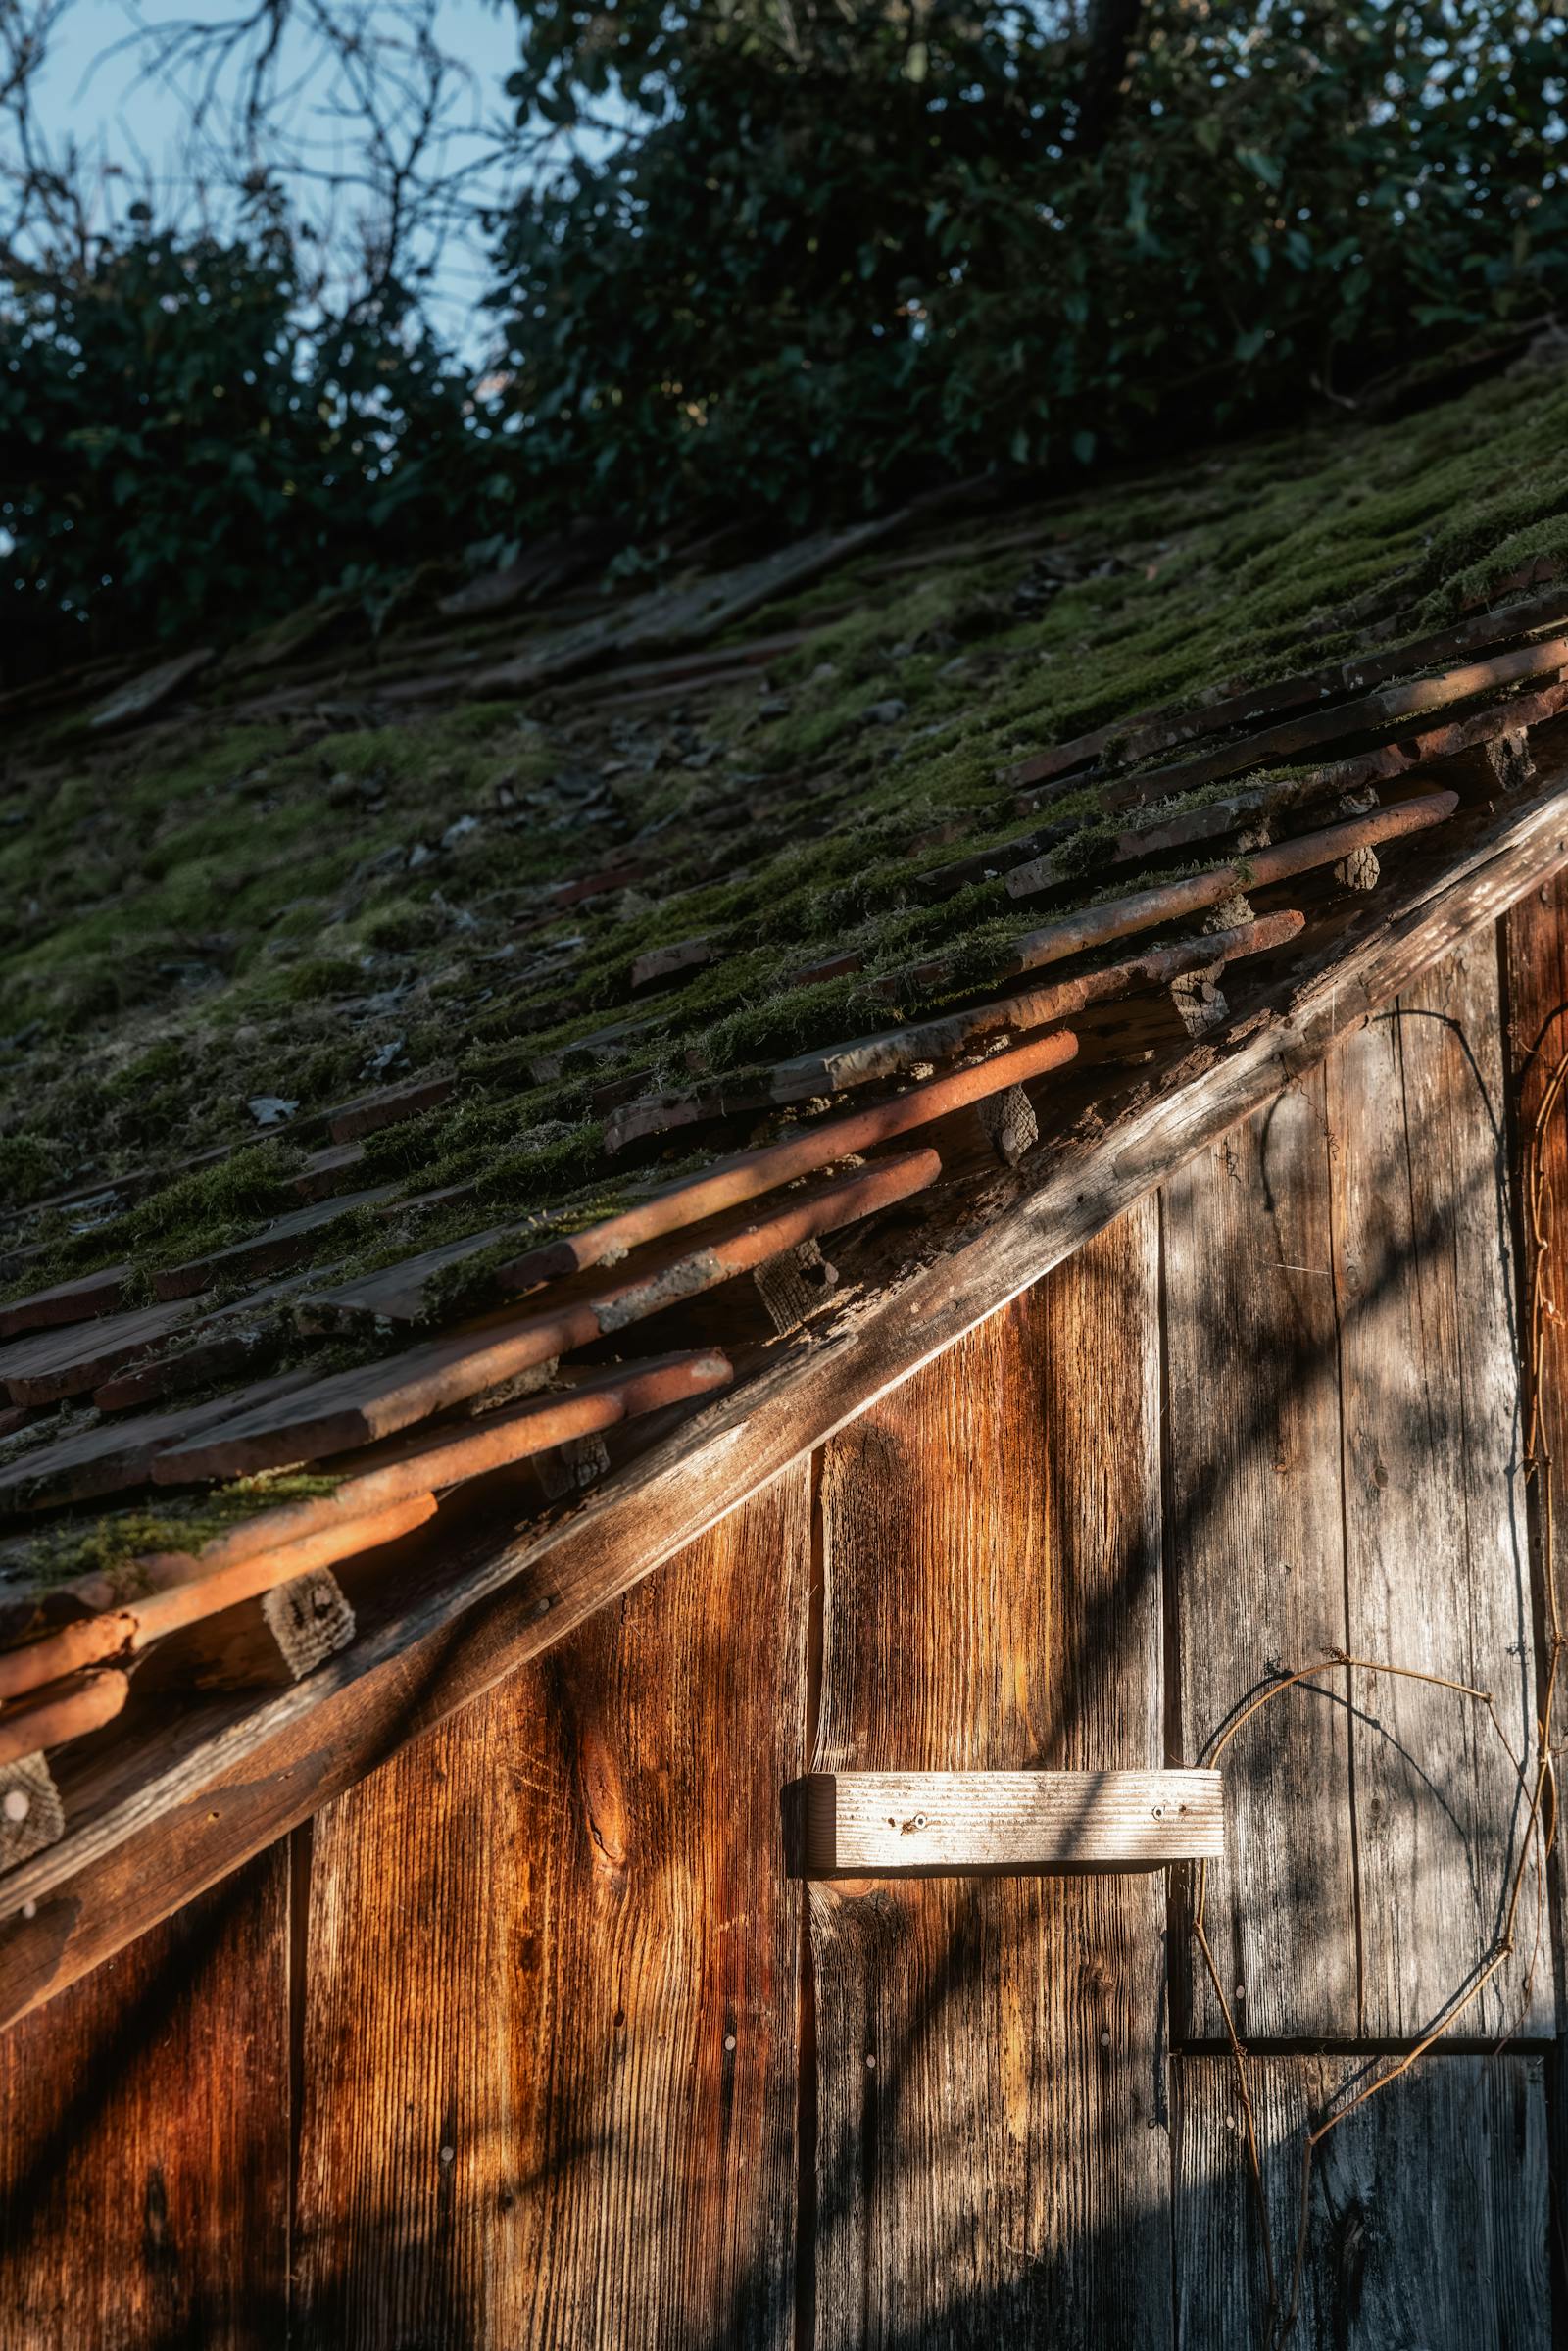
[490,0,1568,524]
[0,217,504,676]
[3,4,1567,659]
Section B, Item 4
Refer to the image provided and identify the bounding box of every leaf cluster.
[0,220,509,673]
[487,0,1568,525]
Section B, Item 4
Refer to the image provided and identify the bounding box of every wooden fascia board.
[3,769,1568,2029]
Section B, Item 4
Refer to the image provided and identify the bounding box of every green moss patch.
[4,357,1568,1344]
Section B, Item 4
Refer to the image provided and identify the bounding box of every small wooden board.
[150,1187,396,1300]
[802,1768,1223,1874]
[297,1226,509,1328]
[0,1365,318,1517]
[325,1076,455,1146]
[0,1295,194,1405]
[0,1264,132,1341]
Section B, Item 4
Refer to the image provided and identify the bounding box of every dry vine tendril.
[1184,1026,1568,2348]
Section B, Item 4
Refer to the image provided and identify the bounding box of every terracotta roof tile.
[9,367,1568,1770]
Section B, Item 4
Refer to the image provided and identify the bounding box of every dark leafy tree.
[488,0,1568,526]
[3,0,1568,667]
[0,215,501,673]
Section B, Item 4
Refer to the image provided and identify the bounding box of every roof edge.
[4,765,1568,2024]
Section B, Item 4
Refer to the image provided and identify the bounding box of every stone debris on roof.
[5,355,1568,1807]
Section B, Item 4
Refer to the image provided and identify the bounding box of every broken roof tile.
[87,647,215,732]
[465,517,904,698]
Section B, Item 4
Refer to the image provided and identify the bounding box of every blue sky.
[32,0,530,350]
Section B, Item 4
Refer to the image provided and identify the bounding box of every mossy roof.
[3,349,1568,1589]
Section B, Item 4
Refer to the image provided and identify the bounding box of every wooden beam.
[801,1770,1223,1873]
[137,1571,359,1694]
[4,766,1568,2028]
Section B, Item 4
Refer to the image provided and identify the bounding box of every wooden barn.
[4,356,1568,2347]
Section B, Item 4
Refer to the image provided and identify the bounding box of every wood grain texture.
[0,1846,289,2348]
[0,1752,62,1869]
[1501,866,1568,2036]
[7,777,1568,2033]
[809,1206,1171,2349]
[1327,925,1543,2038]
[1163,1064,1357,2037]
[803,1770,1222,1872]
[1175,2053,1549,2349]
[292,1467,810,2351]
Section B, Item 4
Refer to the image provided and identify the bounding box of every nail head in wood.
[801,1769,1224,1874]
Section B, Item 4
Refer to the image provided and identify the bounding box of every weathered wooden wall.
[5,882,1568,2348]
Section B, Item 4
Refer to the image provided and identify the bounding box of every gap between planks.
[3,771,1568,2022]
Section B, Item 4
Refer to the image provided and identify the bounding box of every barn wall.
[5,883,1568,2348]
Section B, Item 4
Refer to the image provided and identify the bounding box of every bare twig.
[1186,1029,1568,2346]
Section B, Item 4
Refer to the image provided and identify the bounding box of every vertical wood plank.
[1501,871,1568,2305]
[810,1203,1171,2350]
[0,1849,290,2350]
[1175,2052,1549,2350]
[293,1468,810,2351]
[1162,1066,1356,2036]
[1502,871,1568,2024]
[1328,926,1542,2039]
